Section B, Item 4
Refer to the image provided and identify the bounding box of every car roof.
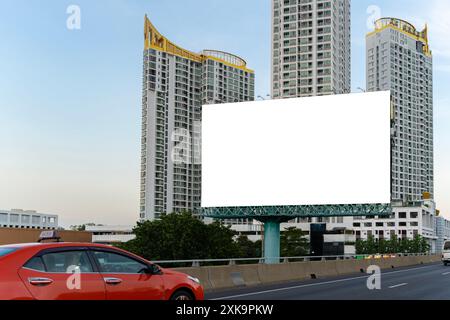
[0,242,153,265]
[0,242,114,250]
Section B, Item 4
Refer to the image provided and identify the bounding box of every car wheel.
[171,290,195,301]
[445,262,448,266]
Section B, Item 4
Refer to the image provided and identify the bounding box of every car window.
[445,242,450,250]
[41,251,93,273]
[92,251,148,274]
[0,248,17,257]
[24,256,46,272]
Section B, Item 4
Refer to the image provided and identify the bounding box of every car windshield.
[0,248,17,258]
[444,242,450,250]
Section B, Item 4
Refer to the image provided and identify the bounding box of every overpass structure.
[202,204,391,264]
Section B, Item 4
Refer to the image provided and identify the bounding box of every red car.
[0,233,204,300]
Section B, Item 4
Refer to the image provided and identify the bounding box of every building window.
[398,212,407,219]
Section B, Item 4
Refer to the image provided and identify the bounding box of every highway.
[206,263,450,300]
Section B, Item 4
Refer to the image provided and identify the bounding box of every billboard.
[201,91,391,208]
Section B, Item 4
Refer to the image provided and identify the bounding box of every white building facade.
[0,209,58,230]
[85,225,136,245]
[436,216,450,253]
[271,0,351,98]
[352,199,438,253]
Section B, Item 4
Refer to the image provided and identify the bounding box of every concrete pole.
[264,220,281,264]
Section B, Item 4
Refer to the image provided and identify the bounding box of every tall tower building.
[141,16,255,221]
[366,18,433,203]
[271,0,351,99]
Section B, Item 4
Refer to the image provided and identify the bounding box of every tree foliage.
[119,212,239,261]
[355,235,430,254]
[235,235,262,259]
[119,213,310,261]
[280,227,309,257]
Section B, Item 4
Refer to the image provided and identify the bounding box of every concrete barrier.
[173,255,441,292]
[381,257,399,268]
[432,255,442,263]
[175,266,213,291]
[207,265,241,290]
[307,260,338,278]
[411,256,422,264]
[190,264,264,290]
[335,259,365,275]
[234,265,262,287]
[289,261,313,281]
[258,263,296,283]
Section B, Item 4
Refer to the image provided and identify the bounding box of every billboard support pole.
[263,219,281,264]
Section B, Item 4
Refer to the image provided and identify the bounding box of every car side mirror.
[148,264,162,275]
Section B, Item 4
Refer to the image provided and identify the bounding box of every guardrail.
[153,253,433,267]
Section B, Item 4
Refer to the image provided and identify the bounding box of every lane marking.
[388,283,408,289]
[442,272,450,275]
[210,264,440,300]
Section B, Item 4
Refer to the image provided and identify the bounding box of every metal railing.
[153,253,433,267]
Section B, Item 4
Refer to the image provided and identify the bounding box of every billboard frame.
[202,203,391,220]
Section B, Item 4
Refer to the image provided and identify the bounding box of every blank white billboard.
[201,91,391,208]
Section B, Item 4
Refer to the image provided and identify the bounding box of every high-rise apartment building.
[269,0,352,250]
[271,0,351,98]
[141,16,255,220]
[351,18,435,252]
[366,18,433,203]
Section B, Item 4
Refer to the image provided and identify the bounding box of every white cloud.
[396,0,450,73]
[426,0,450,58]
[409,0,450,61]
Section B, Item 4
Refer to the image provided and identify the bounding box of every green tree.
[378,238,388,254]
[235,235,261,259]
[119,212,239,261]
[355,239,365,255]
[410,235,422,253]
[355,234,432,255]
[280,227,309,257]
[387,234,400,254]
[399,238,410,253]
[204,221,240,259]
[420,236,430,253]
[365,235,378,254]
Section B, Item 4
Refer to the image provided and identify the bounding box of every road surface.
[206,262,450,300]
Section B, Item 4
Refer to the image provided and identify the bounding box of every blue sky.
[1,0,449,227]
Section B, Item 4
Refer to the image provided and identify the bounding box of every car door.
[89,249,165,300]
[18,248,106,300]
